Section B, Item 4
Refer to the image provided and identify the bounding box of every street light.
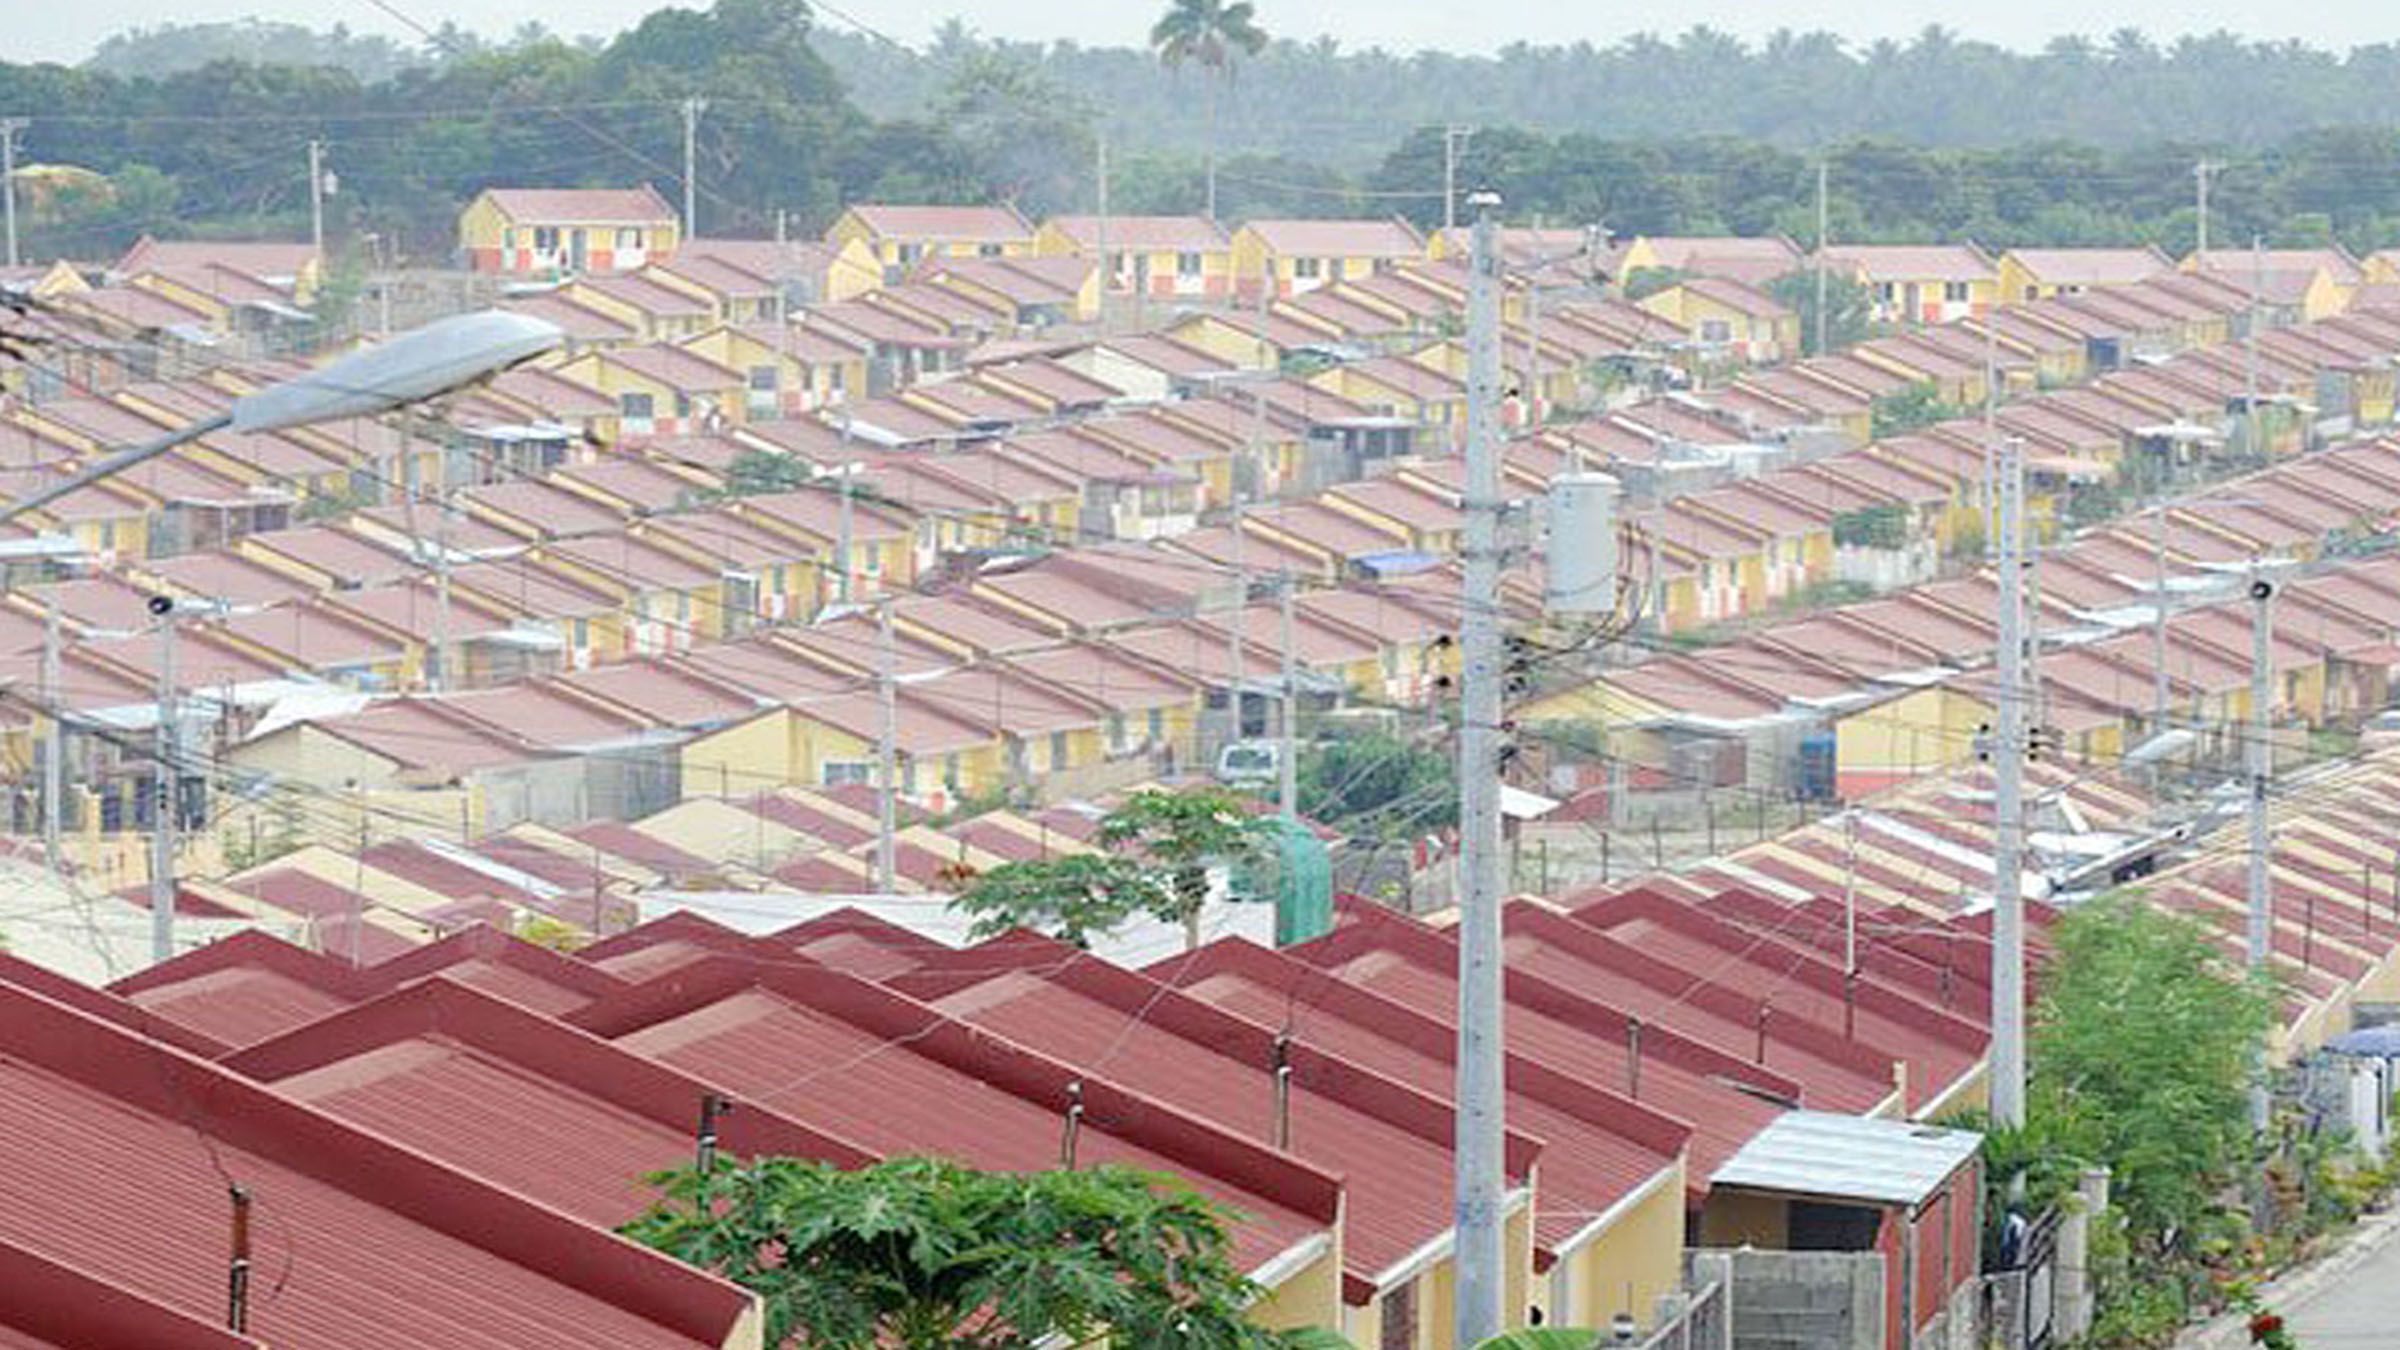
[0,310,564,525]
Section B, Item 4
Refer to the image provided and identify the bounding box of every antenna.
[1060,1080,1085,1168]
[697,1093,734,1173]
[1271,1032,1294,1150]
[226,1185,253,1333]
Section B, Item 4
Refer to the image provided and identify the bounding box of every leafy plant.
[953,852,1148,948]
[1831,503,1911,550]
[951,785,1270,949]
[623,1156,1303,1349]
[1869,381,1963,438]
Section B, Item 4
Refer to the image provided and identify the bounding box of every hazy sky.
[14,0,2388,66]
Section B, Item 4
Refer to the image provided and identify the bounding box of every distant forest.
[13,4,2400,261]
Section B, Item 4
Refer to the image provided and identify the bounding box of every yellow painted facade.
[1244,1240,1345,1335]
[824,208,1037,270]
[1541,1162,1687,1331]
[456,191,680,273]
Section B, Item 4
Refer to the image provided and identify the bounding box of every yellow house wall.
[680,710,798,799]
[1838,686,1987,784]
[1698,1188,1790,1248]
[1546,1162,1687,1331]
[1245,1241,1344,1336]
[458,194,510,255]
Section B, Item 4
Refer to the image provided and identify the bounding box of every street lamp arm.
[0,411,231,527]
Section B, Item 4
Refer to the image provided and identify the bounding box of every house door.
[1132,254,1150,293]
[569,228,588,272]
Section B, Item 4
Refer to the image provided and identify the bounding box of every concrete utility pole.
[2247,564,2276,1126]
[1,118,22,269]
[1442,125,1474,234]
[1814,158,1830,356]
[835,471,854,605]
[307,139,327,262]
[1453,188,1508,1349]
[680,97,707,241]
[1278,570,1299,820]
[2153,507,2172,733]
[1094,130,1112,335]
[2245,235,2264,459]
[2194,160,2216,258]
[1226,500,1245,751]
[150,597,179,966]
[876,594,898,892]
[1990,435,2028,1128]
[40,596,61,876]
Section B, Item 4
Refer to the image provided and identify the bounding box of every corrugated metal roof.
[1710,1110,1980,1207]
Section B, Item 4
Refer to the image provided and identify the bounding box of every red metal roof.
[586,957,1340,1279]
[108,930,363,1049]
[891,934,1537,1300]
[0,981,754,1349]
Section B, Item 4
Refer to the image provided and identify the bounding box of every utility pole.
[307,139,327,262]
[680,97,706,241]
[150,597,179,967]
[1990,434,2028,1128]
[1095,129,1113,335]
[2153,507,2172,734]
[2245,235,2264,460]
[2193,160,2216,259]
[1813,157,1830,357]
[835,471,854,605]
[1843,810,1859,979]
[431,493,454,692]
[1,118,22,269]
[1442,125,1474,235]
[1226,499,1245,752]
[1278,570,1298,820]
[2247,564,2275,1127]
[1452,188,1508,1349]
[876,594,898,892]
[40,596,61,876]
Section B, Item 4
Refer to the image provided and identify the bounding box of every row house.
[1231,216,1427,299]
[457,186,681,276]
[824,202,1040,282]
[1039,212,1235,299]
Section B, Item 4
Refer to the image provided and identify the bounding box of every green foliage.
[1472,1333,1606,1349]
[718,450,814,498]
[1621,266,1690,300]
[2063,482,2124,531]
[954,852,1148,947]
[1869,382,1963,438]
[1831,503,1911,550]
[953,786,1271,947]
[2028,897,2273,1240]
[1767,270,1879,356]
[623,1156,1299,1350]
[1297,730,1456,837]
[1150,0,1269,75]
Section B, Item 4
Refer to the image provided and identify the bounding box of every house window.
[617,227,641,250]
[674,392,693,418]
[1292,257,1323,279]
[1178,251,1203,277]
[676,592,692,621]
[1147,708,1165,743]
[749,365,778,392]
[572,617,591,647]
[1943,281,1971,302]
[98,521,117,552]
[1700,318,1733,343]
[823,761,873,787]
[620,392,655,421]
[1379,1281,1417,1350]
[943,753,962,789]
[2023,284,2039,301]
[1049,730,1069,768]
[898,243,924,264]
[978,243,1004,258]
[1874,281,1897,302]
[828,365,846,393]
[1107,713,1127,753]
[533,226,560,253]
[1700,561,1715,588]
[501,227,516,251]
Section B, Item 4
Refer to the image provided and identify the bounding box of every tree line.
[15,3,2400,261]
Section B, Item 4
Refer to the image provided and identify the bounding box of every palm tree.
[1149,0,1268,222]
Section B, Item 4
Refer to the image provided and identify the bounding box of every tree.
[1297,731,1456,837]
[1100,785,1270,949]
[1149,0,1267,221]
[953,852,1148,948]
[623,1157,1303,1349]
[1621,265,1691,300]
[717,449,813,497]
[1766,269,1877,356]
[952,785,1269,950]
[1869,381,1962,437]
